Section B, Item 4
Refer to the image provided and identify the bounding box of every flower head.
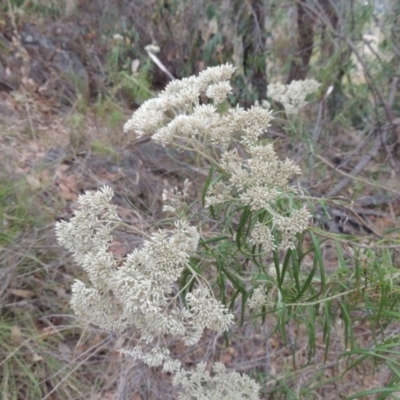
[173,362,260,400]
[268,79,320,114]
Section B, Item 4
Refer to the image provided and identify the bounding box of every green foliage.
[117,69,153,105]
[0,310,103,399]
[3,0,66,18]
[93,95,125,129]
[90,140,119,161]
[69,113,86,131]
[0,178,46,245]
[104,31,154,105]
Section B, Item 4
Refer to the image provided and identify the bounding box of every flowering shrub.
[56,65,320,398]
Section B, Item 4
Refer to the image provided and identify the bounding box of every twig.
[326,132,382,197]
[336,128,373,170]
[312,102,323,143]
[315,153,400,198]
[145,45,175,80]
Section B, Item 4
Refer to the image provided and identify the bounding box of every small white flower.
[250,222,276,253]
[205,181,231,207]
[273,207,311,250]
[248,287,268,310]
[205,81,232,104]
[197,64,236,91]
[112,33,124,42]
[124,98,166,136]
[173,361,260,400]
[144,44,160,54]
[268,79,320,114]
[186,287,234,333]
[57,185,236,373]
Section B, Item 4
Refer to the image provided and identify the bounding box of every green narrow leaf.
[179,267,192,296]
[296,250,318,301]
[340,302,353,351]
[347,387,400,399]
[276,292,288,345]
[322,301,331,362]
[279,250,292,288]
[334,238,347,270]
[306,306,316,360]
[309,231,326,289]
[273,250,281,283]
[291,248,301,295]
[216,261,227,306]
[236,205,251,252]
[201,235,228,245]
[352,246,362,292]
[219,262,246,297]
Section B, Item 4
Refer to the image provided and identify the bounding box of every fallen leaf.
[11,326,22,342]
[58,342,72,362]
[112,335,126,353]
[9,289,35,298]
[32,352,43,362]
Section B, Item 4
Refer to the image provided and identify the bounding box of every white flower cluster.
[250,222,275,253]
[247,287,268,311]
[206,139,309,252]
[55,187,234,373]
[208,142,301,211]
[55,186,119,290]
[124,63,311,258]
[173,361,260,400]
[273,206,311,250]
[248,206,311,253]
[123,64,236,148]
[268,79,320,114]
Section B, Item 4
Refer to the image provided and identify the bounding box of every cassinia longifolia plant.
[56,64,320,399]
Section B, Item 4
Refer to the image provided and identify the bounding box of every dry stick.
[311,98,324,144]
[315,154,400,198]
[326,132,382,197]
[145,46,175,80]
[335,127,373,170]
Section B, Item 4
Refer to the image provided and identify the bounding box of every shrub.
[56,64,400,398]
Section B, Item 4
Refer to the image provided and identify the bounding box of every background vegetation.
[1,0,400,398]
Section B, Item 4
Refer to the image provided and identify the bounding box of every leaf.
[11,326,22,343]
[236,205,251,252]
[9,289,35,298]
